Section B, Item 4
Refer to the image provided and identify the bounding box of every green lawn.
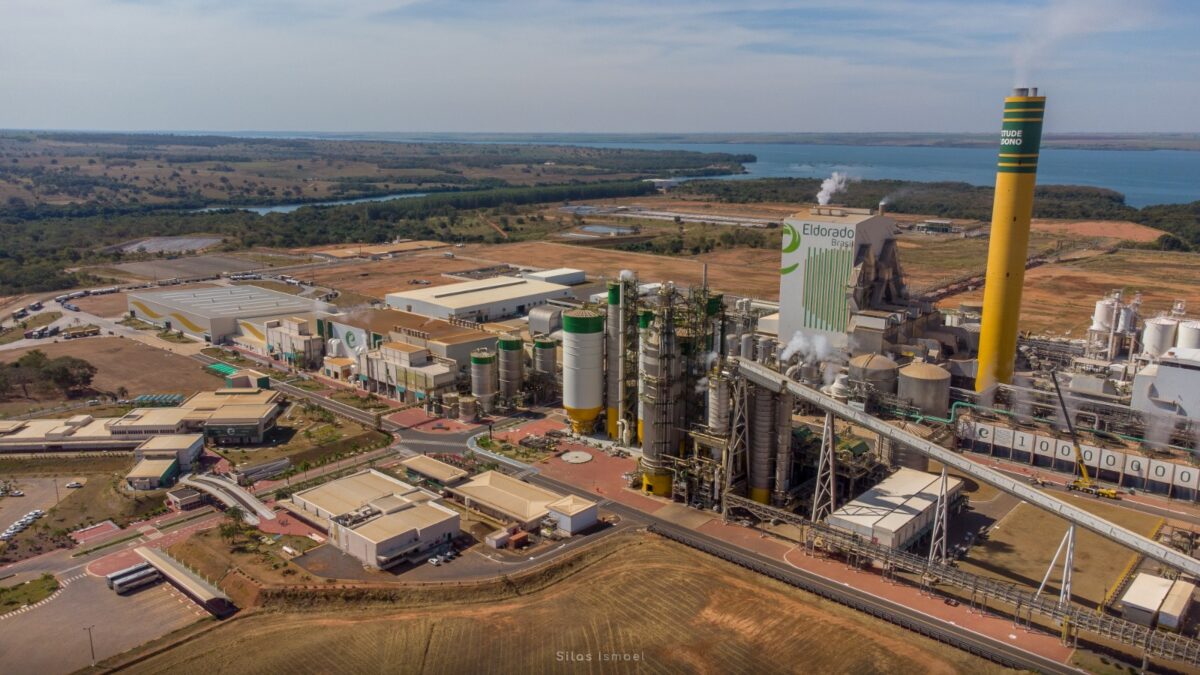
[0,574,59,615]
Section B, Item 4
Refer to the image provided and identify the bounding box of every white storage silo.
[1091,297,1117,331]
[562,309,605,433]
[707,373,730,434]
[1142,317,1178,357]
[848,353,899,396]
[532,336,556,374]
[470,348,498,414]
[1177,321,1200,350]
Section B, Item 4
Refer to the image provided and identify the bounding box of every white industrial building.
[1131,347,1200,420]
[522,268,586,286]
[290,470,459,569]
[128,286,333,343]
[385,276,573,322]
[826,468,962,550]
[547,495,599,534]
[1121,573,1176,626]
[135,433,204,471]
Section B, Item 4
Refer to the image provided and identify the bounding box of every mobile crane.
[1051,370,1120,499]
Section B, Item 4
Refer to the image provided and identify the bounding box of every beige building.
[126,457,179,490]
[135,434,204,471]
[291,470,459,569]
[361,342,456,402]
[386,276,573,322]
[449,470,593,531]
[400,454,469,488]
[234,316,325,370]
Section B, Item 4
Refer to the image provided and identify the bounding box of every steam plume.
[816,172,852,206]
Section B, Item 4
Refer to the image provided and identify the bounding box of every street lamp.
[83,624,96,667]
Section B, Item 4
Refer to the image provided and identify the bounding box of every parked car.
[427,557,441,566]
[65,481,83,489]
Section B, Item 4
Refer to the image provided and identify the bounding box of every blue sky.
[1,0,1196,132]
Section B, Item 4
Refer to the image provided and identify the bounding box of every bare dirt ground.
[124,536,1008,674]
[72,292,130,317]
[0,337,220,400]
[108,255,259,281]
[941,250,1200,336]
[1030,219,1163,243]
[306,253,490,299]
[465,241,781,299]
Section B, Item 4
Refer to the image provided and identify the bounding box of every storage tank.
[725,333,740,358]
[532,335,557,374]
[897,362,951,418]
[605,282,622,438]
[748,385,776,504]
[707,373,730,434]
[1090,297,1118,331]
[1177,321,1200,350]
[740,334,754,360]
[497,335,524,404]
[1142,317,1178,357]
[459,395,477,422]
[847,353,898,395]
[1118,305,1138,335]
[758,337,776,364]
[470,348,498,414]
[562,309,605,433]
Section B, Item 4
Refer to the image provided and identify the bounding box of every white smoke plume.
[1013,0,1156,86]
[816,171,853,206]
[781,330,831,364]
[695,376,709,394]
[619,269,635,281]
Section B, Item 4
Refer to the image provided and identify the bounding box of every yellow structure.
[641,468,672,496]
[975,88,1046,391]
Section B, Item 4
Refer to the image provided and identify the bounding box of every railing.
[722,493,1200,666]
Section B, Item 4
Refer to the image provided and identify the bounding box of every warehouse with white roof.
[826,468,963,550]
[385,276,573,322]
[128,286,333,343]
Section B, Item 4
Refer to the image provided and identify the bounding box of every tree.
[43,356,96,395]
[115,385,128,400]
[16,349,49,371]
[217,521,240,545]
[222,505,246,545]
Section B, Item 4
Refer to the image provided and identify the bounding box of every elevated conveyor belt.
[737,358,1200,579]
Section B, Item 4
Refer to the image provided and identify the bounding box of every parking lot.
[0,573,202,674]
[0,477,83,534]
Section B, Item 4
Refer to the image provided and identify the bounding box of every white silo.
[1177,321,1200,350]
[470,348,498,414]
[496,335,524,404]
[1090,297,1117,331]
[707,373,730,434]
[1142,317,1179,357]
[532,336,556,374]
[562,309,605,433]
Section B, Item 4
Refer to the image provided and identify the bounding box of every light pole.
[53,479,60,505]
[83,624,96,667]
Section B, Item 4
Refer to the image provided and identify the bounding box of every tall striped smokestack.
[975,87,1046,392]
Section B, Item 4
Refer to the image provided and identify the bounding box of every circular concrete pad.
[561,450,593,464]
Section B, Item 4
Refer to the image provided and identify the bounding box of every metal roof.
[450,470,561,521]
[130,286,326,320]
[386,276,570,310]
[1122,573,1175,613]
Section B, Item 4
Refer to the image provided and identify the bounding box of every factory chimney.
[975,88,1046,392]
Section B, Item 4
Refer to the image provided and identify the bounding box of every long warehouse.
[385,276,573,322]
[128,286,332,343]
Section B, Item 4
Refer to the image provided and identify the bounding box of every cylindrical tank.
[459,395,477,422]
[497,335,524,404]
[605,283,622,438]
[562,309,605,433]
[533,336,556,374]
[740,334,754,360]
[1177,320,1200,350]
[748,386,776,504]
[847,353,899,395]
[1118,306,1138,335]
[758,337,776,364]
[898,362,951,418]
[470,348,498,414]
[725,333,740,358]
[1090,298,1117,331]
[707,373,730,434]
[1142,317,1178,357]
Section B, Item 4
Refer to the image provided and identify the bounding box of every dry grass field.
[942,249,1200,335]
[130,536,1009,674]
[1030,219,1164,244]
[468,241,782,299]
[959,492,1162,607]
[305,252,499,299]
[0,338,220,415]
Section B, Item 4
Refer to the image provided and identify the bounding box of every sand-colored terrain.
[305,253,494,299]
[1030,219,1164,243]
[124,536,1008,674]
[941,250,1200,335]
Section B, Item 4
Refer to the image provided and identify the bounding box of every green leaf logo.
[781,223,801,275]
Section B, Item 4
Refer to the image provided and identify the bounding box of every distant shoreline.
[3,129,1200,152]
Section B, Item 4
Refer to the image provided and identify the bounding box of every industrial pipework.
[976,87,1046,392]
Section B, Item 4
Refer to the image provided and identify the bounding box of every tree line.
[0,350,97,400]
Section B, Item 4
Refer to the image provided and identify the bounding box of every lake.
[564,141,1200,208]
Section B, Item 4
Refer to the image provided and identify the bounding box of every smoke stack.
[975,87,1046,392]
